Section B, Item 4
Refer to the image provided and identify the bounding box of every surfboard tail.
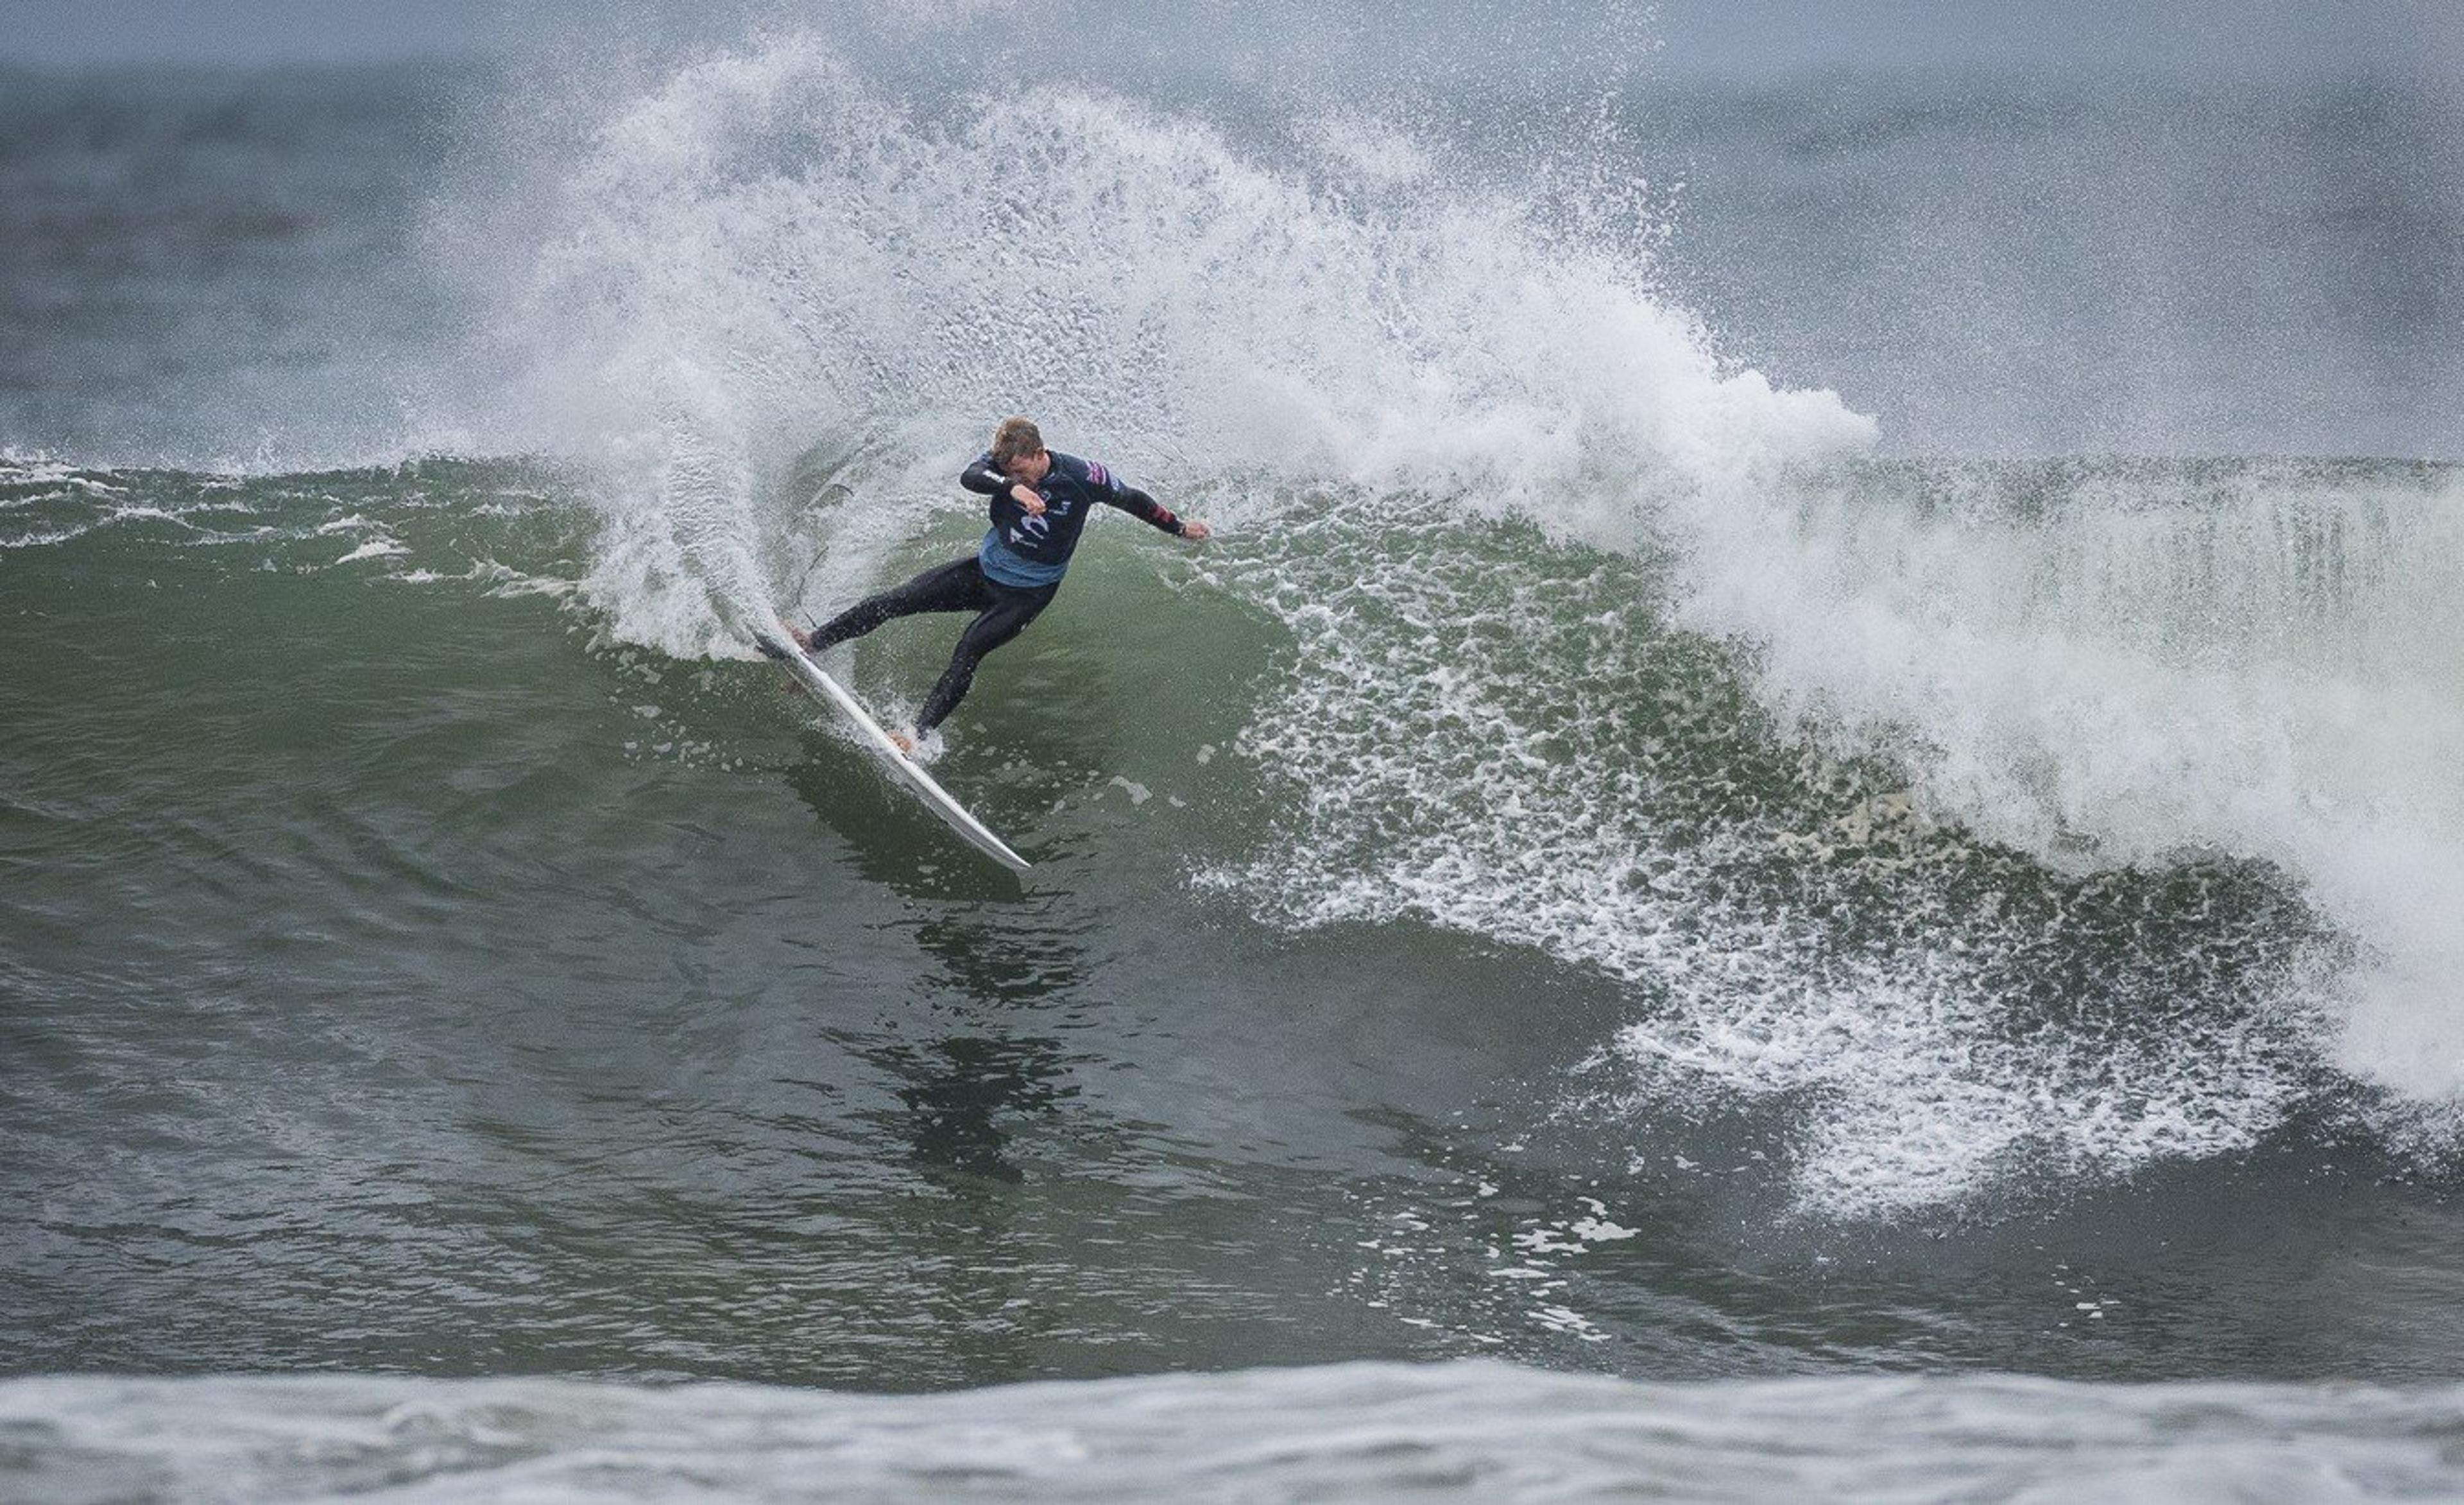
[751,628,1033,874]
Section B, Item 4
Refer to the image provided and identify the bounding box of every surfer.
[780,418,1211,752]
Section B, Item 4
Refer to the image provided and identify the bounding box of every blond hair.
[990,417,1045,466]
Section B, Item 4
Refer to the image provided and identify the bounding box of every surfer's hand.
[1011,484,1047,517]
[785,620,816,651]
[1180,519,1212,542]
[889,729,918,755]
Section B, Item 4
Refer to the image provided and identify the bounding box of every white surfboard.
[753,627,1032,875]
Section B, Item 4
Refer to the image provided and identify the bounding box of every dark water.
[6,28,2464,1501]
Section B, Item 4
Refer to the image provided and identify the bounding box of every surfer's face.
[1003,449,1052,485]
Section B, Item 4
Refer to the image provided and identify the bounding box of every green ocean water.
[10,450,2462,1386]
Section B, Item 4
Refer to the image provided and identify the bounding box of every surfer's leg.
[806,557,989,651]
[914,583,1057,734]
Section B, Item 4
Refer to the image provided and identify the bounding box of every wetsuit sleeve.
[959,454,1009,495]
[1110,484,1186,536]
[1088,461,1185,536]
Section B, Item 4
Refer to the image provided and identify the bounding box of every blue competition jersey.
[964,450,1184,588]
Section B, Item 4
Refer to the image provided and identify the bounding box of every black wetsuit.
[806,451,1186,734]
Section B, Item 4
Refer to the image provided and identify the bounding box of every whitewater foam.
[14,1364,2464,1502]
[1663,459,2464,1105]
[484,34,1863,649]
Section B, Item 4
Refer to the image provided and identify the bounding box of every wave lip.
[1673,458,2464,1108]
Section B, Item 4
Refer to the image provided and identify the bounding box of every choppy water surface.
[6,15,2464,1499]
[16,1363,2464,1501]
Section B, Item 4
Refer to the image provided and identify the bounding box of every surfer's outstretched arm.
[1101,481,1211,541]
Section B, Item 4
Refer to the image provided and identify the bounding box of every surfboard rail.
[753,628,1032,875]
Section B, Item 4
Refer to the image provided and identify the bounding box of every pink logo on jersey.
[1087,461,1109,486]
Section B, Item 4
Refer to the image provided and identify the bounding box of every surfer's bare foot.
[889,730,917,755]
[782,619,816,652]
